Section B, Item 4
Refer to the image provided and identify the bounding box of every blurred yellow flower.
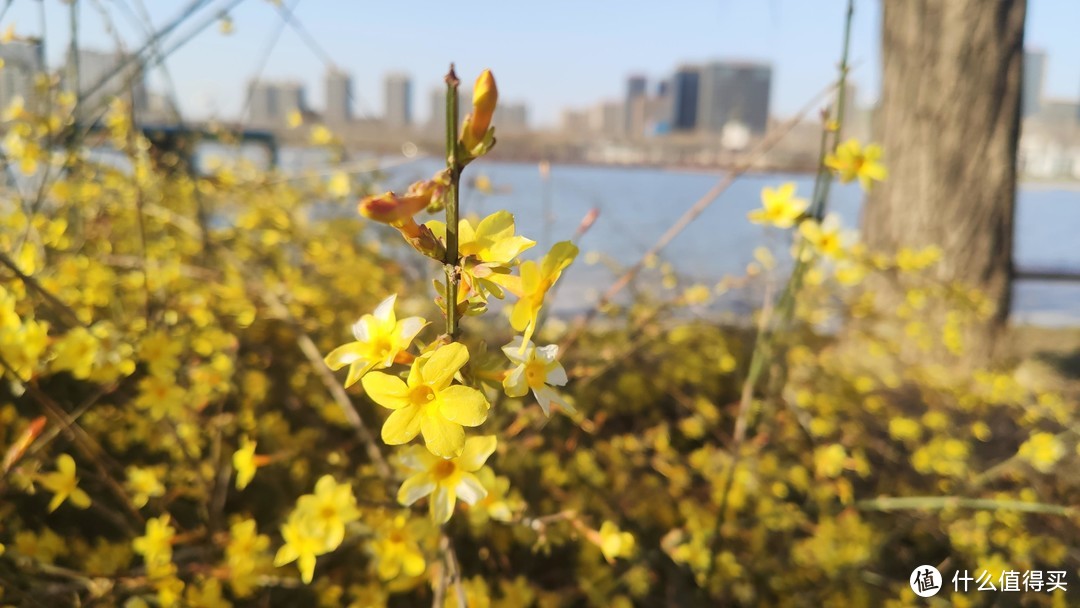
[370,515,427,580]
[1019,432,1064,473]
[274,515,324,584]
[825,139,887,191]
[597,521,635,563]
[133,515,176,579]
[501,337,572,416]
[362,342,490,458]
[396,435,496,523]
[748,183,807,229]
[39,454,91,512]
[126,466,165,508]
[799,214,847,259]
[324,294,426,388]
[232,435,259,490]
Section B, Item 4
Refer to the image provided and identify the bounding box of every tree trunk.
[862,0,1025,361]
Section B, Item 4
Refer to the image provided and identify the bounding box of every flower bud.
[462,70,497,151]
[358,192,430,225]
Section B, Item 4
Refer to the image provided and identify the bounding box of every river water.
[201,146,1080,326]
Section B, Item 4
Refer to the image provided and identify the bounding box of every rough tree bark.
[862,0,1026,362]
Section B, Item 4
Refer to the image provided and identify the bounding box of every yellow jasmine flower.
[126,466,165,508]
[798,214,848,259]
[51,326,99,379]
[362,342,490,458]
[327,171,351,198]
[39,454,91,512]
[825,139,887,191]
[747,183,807,229]
[294,475,361,549]
[324,294,426,388]
[1019,432,1064,473]
[232,435,265,490]
[503,241,578,347]
[468,467,517,527]
[273,514,324,584]
[501,337,572,416]
[428,210,536,303]
[309,124,335,146]
[370,515,427,580]
[396,435,497,523]
[597,521,636,563]
[133,515,176,579]
[226,518,271,598]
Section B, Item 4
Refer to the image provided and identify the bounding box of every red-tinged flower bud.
[462,70,497,150]
[358,192,430,225]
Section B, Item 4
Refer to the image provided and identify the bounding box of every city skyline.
[2,1,1080,128]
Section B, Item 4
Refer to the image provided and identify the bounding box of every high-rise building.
[670,65,700,132]
[625,74,647,134]
[67,49,148,120]
[325,69,352,124]
[384,73,412,129]
[247,80,306,127]
[1022,50,1046,118]
[697,60,772,134]
[0,38,44,112]
[496,102,528,133]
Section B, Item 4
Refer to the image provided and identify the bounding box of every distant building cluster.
[0,39,170,122]
[247,69,530,136]
[1019,50,1080,180]
[560,60,774,146]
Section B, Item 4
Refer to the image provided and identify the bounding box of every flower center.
[432,459,456,481]
[525,361,547,388]
[409,385,435,407]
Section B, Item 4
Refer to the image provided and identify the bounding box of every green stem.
[444,65,462,339]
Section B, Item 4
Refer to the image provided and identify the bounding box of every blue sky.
[4,0,1080,126]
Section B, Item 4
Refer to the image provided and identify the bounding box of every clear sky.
[4,0,1079,127]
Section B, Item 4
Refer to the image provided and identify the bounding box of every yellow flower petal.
[420,343,469,390]
[382,405,423,445]
[420,415,465,458]
[457,435,497,472]
[362,372,410,410]
[437,385,489,427]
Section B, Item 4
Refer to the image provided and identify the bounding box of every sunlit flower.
[597,521,635,563]
[428,210,536,304]
[232,435,266,490]
[295,475,361,549]
[370,515,427,580]
[38,454,91,512]
[396,435,497,523]
[362,342,490,458]
[134,515,176,579]
[747,183,807,229]
[1019,432,1064,473]
[825,139,887,191]
[51,326,99,379]
[501,337,572,416]
[504,241,578,346]
[126,465,165,508]
[226,518,271,598]
[324,294,426,388]
[274,514,324,584]
[798,214,848,259]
